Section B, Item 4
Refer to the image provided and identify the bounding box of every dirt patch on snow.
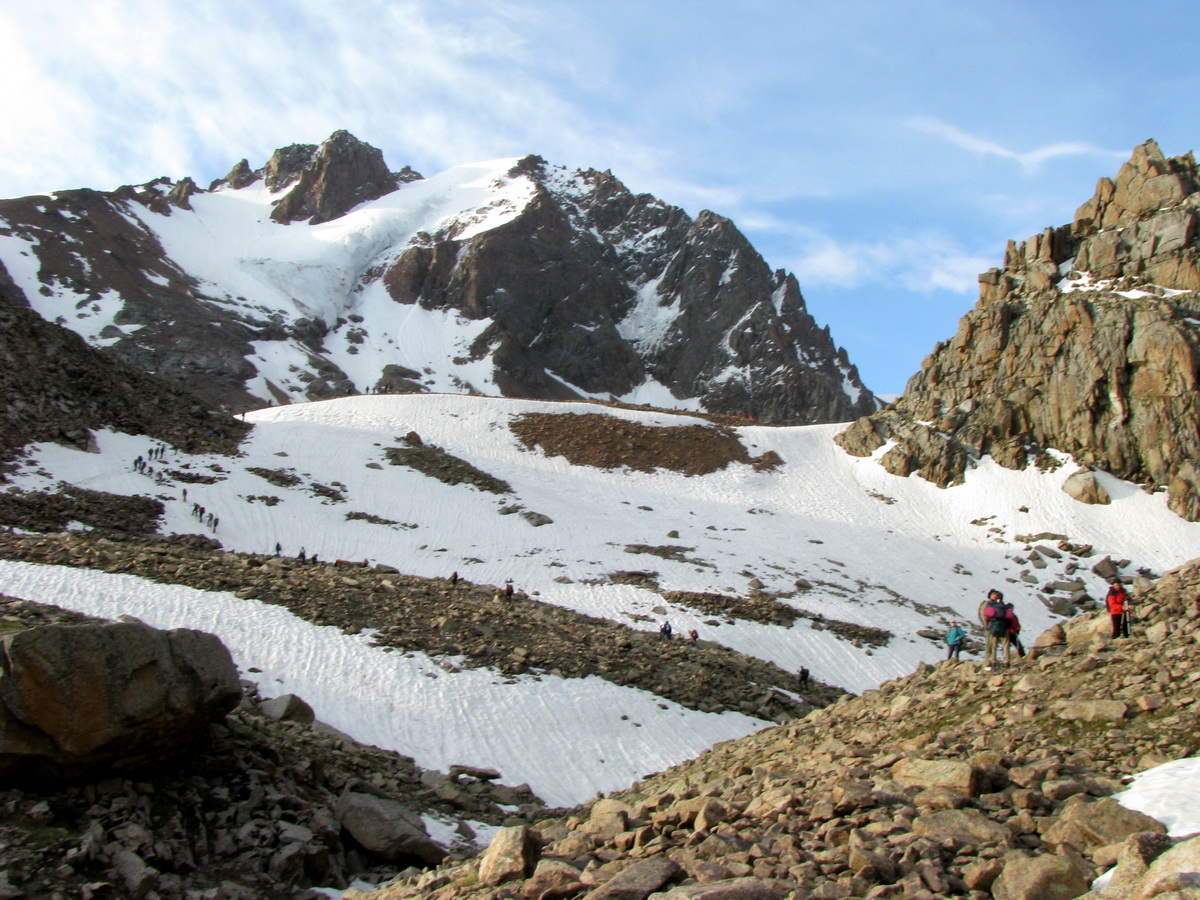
[510,412,782,476]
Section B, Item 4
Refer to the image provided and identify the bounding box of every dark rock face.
[0,183,267,412]
[270,129,401,225]
[381,159,874,424]
[0,283,246,463]
[0,621,240,781]
[262,141,318,191]
[0,136,872,424]
[837,140,1200,519]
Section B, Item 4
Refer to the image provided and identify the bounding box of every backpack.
[985,600,1012,636]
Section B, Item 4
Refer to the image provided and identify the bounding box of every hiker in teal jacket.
[946,619,967,660]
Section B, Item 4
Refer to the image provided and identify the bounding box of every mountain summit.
[837,139,1200,520]
[0,133,873,424]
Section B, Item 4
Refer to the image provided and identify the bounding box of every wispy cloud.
[789,228,995,294]
[0,1,660,196]
[905,116,1127,173]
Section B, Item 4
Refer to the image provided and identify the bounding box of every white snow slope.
[2,393,1198,808]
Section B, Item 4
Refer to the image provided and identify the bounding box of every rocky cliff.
[0,134,872,424]
[836,140,1200,519]
[0,280,246,465]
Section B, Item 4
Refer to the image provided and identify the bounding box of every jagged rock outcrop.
[837,139,1200,519]
[0,135,872,424]
[0,620,240,781]
[270,130,403,225]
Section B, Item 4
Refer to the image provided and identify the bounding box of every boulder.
[1062,470,1111,506]
[258,693,315,724]
[891,757,981,796]
[991,852,1090,900]
[585,855,682,900]
[1101,831,1176,897]
[1129,832,1200,900]
[522,859,584,900]
[1064,614,1114,647]
[1042,797,1166,854]
[911,808,1012,846]
[1051,699,1129,723]
[0,621,240,781]
[654,877,780,900]
[335,791,445,864]
[479,824,538,885]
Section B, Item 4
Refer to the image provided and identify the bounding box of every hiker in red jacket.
[1106,578,1131,638]
[980,589,1015,668]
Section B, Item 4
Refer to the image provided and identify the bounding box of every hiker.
[1009,611,1026,658]
[504,582,514,599]
[980,589,1015,668]
[688,628,698,647]
[659,621,673,642]
[1106,577,1131,638]
[298,548,306,562]
[451,571,459,587]
[798,666,810,688]
[946,619,966,660]
[275,541,282,556]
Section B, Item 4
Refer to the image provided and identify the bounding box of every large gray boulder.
[335,791,446,864]
[0,621,240,781]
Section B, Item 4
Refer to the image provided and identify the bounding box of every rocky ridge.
[351,556,1200,900]
[836,139,1200,520]
[0,286,248,466]
[0,134,873,422]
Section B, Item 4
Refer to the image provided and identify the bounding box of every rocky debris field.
[510,413,782,477]
[0,592,549,900]
[0,483,166,535]
[0,532,836,723]
[351,557,1200,900]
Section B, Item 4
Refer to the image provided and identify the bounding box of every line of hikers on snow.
[947,577,1132,666]
[131,450,223,533]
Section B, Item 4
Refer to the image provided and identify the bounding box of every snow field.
[0,560,760,809]
[3,392,1199,805]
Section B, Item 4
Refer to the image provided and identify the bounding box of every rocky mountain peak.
[262,141,318,192]
[217,157,258,190]
[270,130,403,224]
[0,135,871,423]
[837,140,1200,520]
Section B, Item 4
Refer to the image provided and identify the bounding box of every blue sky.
[2,1,1198,394]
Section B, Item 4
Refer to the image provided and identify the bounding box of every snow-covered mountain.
[2,391,1197,805]
[0,131,873,423]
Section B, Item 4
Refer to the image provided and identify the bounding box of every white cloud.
[905,116,1127,173]
[789,228,994,294]
[0,1,661,196]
